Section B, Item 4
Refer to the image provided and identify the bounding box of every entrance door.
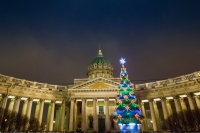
[98,118,105,132]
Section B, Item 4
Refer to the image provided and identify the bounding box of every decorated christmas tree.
[113,58,144,132]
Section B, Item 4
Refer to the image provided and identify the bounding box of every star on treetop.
[120,58,126,66]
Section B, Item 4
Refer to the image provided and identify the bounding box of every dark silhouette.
[0,107,41,132]
[88,114,93,128]
[163,108,200,132]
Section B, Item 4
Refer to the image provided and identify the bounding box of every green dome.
[87,50,114,78]
[90,51,111,65]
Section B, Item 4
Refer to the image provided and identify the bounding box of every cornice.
[0,71,200,98]
[68,88,118,93]
[135,80,200,99]
[135,71,200,90]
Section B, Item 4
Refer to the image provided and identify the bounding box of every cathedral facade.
[0,50,200,132]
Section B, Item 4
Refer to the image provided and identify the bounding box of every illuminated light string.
[115,108,141,115]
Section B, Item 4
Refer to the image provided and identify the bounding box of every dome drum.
[87,50,114,78]
[87,69,113,78]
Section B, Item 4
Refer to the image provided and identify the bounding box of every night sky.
[0,0,200,85]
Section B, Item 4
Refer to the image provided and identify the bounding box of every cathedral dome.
[87,50,114,78]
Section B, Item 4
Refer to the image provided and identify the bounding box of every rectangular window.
[99,106,104,114]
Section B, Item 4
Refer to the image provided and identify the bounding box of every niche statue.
[88,114,93,128]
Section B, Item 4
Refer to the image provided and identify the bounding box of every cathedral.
[0,50,200,132]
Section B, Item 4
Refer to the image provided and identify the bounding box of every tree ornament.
[118,114,122,119]
[124,95,128,99]
[125,106,130,110]
[135,114,140,120]
[130,100,134,104]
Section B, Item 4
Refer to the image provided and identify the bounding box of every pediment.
[85,82,116,89]
[71,77,119,90]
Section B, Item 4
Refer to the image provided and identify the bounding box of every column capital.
[148,99,153,102]
[93,97,97,101]
[51,100,56,103]
[62,99,66,104]
[70,98,75,101]
[2,93,8,98]
[172,95,179,99]
[28,97,34,101]
[81,98,86,101]
[186,92,194,97]
[16,96,22,100]
[160,97,166,100]
[104,97,109,101]
[40,99,45,102]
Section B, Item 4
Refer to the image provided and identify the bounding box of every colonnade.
[141,93,200,131]
[0,94,66,131]
[0,94,114,132]
[1,91,200,132]
[69,97,111,132]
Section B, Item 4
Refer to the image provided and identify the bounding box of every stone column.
[60,99,66,131]
[55,104,61,130]
[149,99,157,131]
[73,101,77,130]
[0,94,8,130]
[81,98,86,131]
[153,101,161,130]
[38,99,44,126]
[13,96,21,114]
[161,97,169,120]
[22,100,28,116]
[34,101,40,119]
[194,95,200,109]
[8,98,15,112]
[0,97,1,107]
[69,98,74,131]
[47,102,51,130]
[49,100,55,131]
[25,98,33,130]
[173,95,182,114]
[26,98,33,119]
[187,93,196,110]
[180,98,187,112]
[0,94,8,109]
[65,103,70,131]
[105,97,110,131]
[166,100,172,116]
[141,102,147,131]
[93,98,98,132]
[179,97,189,122]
